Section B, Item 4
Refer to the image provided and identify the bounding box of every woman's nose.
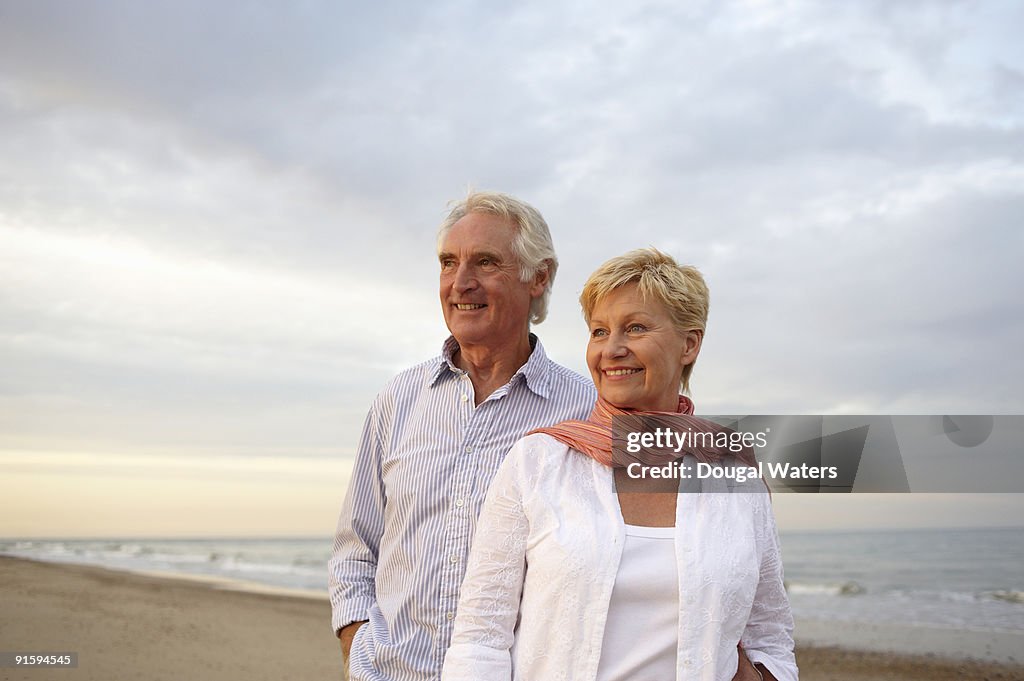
[607,332,629,358]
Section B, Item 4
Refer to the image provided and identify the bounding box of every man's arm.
[328,399,388,646]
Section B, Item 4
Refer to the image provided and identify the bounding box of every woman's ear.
[681,328,704,365]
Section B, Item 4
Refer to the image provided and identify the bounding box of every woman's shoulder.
[505,432,596,474]
[509,432,570,461]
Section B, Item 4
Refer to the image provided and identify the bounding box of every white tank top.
[596,524,679,681]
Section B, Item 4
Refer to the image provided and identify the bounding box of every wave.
[787,581,1024,607]
[0,539,331,592]
[990,590,1024,604]
[787,580,865,596]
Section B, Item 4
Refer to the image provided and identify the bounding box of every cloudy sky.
[1,0,1022,537]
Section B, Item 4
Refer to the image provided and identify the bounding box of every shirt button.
[449,555,459,564]
[455,499,465,507]
[460,394,468,402]
[464,445,472,453]
[447,612,455,621]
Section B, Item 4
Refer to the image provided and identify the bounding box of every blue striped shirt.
[329,335,595,681]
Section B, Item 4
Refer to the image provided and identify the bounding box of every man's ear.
[529,262,551,298]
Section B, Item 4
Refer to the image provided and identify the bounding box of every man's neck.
[454,333,534,405]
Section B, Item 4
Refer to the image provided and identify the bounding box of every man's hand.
[339,620,368,661]
[732,647,760,681]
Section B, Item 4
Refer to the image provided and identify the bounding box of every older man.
[329,191,595,681]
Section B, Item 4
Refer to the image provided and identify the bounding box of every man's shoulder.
[388,355,443,384]
[371,355,444,404]
[543,360,592,388]
[538,358,596,401]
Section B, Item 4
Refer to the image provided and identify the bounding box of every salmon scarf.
[531,396,758,469]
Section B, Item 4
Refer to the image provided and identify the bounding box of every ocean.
[3,527,1023,644]
[781,527,1024,634]
[0,536,333,596]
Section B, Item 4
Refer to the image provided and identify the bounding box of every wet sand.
[1,557,1021,680]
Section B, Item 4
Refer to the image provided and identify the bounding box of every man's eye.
[440,260,455,270]
[479,258,496,269]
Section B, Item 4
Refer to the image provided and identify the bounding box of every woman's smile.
[586,282,699,412]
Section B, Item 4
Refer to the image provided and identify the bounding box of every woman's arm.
[441,440,532,681]
[740,490,799,681]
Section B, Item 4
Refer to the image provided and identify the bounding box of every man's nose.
[453,263,477,292]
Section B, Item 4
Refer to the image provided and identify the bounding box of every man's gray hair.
[437,190,558,324]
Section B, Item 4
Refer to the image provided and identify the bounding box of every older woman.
[441,249,798,681]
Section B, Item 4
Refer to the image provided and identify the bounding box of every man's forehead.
[440,211,517,253]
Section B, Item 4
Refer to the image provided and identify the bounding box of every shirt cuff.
[743,649,798,681]
[331,597,374,636]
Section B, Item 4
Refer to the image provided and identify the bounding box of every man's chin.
[446,322,491,344]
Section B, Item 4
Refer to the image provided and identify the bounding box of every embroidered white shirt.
[441,433,799,681]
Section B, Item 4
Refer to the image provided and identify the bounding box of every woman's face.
[586,282,702,412]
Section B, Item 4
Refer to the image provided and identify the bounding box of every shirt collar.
[429,333,552,399]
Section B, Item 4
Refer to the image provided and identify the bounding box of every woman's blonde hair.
[580,248,710,393]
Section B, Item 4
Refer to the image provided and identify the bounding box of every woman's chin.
[600,390,677,412]
[600,392,646,411]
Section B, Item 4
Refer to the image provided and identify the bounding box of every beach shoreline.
[1,556,1021,681]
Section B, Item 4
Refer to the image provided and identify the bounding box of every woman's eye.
[627,324,646,333]
[590,328,607,338]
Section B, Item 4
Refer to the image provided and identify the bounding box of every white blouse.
[441,433,799,681]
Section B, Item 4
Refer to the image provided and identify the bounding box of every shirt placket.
[433,373,485,668]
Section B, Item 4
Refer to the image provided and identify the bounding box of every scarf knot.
[530,396,758,469]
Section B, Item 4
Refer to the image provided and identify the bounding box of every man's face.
[438,211,545,350]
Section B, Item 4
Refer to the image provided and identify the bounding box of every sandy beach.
[1,556,1021,681]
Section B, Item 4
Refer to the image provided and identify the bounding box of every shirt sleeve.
[741,489,799,681]
[329,398,387,635]
[441,439,530,681]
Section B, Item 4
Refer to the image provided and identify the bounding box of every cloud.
[0,0,1021,532]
